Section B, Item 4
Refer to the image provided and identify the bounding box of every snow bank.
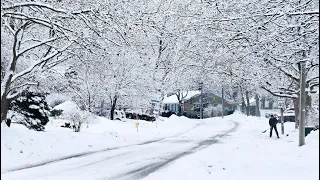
[168,114,192,121]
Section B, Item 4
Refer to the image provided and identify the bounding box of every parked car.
[276,108,295,123]
[265,112,277,118]
[124,109,155,121]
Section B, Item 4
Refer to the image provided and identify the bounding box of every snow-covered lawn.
[143,112,319,180]
[1,114,199,172]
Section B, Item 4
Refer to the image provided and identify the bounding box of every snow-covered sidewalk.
[1,115,199,172]
[143,112,319,180]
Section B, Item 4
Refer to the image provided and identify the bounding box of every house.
[183,92,235,118]
[162,91,201,114]
[162,91,235,118]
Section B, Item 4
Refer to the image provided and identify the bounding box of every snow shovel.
[262,128,269,133]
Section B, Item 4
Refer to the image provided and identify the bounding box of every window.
[164,104,168,110]
[193,103,200,110]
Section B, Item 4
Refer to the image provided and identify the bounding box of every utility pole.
[280,107,284,135]
[135,96,139,132]
[222,87,224,119]
[199,82,203,119]
[299,61,306,146]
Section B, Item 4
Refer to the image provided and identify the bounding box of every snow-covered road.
[1,119,238,180]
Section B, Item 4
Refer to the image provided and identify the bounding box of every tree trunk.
[100,100,105,116]
[88,94,91,112]
[222,87,224,118]
[1,98,10,123]
[270,100,274,109]
[241,97,246,114]
[77,122,82,132]
[158,92,165,118]
[255,94,260,117]
[245,91,250,116]
[1,29,19,123]
[178,100,182,115]
[110,95,117,120]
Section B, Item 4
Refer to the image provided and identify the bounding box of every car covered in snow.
[265,112,277,118]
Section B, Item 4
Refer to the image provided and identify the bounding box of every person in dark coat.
[269,114,279,138]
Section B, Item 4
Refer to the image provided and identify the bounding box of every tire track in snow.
[108,120,239,180]
[1,122,203,174]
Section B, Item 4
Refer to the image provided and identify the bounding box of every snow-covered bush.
[62,109,94,132]
[55,101,95,132]
[9,91,50,131]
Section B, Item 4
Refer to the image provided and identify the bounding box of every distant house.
[162,91,201,114]
[162,91,235,118]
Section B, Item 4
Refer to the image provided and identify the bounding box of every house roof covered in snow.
[163,91,201,104]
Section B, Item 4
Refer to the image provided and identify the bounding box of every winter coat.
[269,117,278,127]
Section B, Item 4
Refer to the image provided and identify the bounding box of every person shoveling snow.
[268,114,279,138]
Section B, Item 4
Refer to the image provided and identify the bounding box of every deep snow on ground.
[1,114,199,172]
[1,111,319,180]
[1,115,235,180]
[143,112,319,180]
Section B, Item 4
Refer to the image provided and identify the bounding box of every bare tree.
[175,90,188,115]
[0,2,91,122]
